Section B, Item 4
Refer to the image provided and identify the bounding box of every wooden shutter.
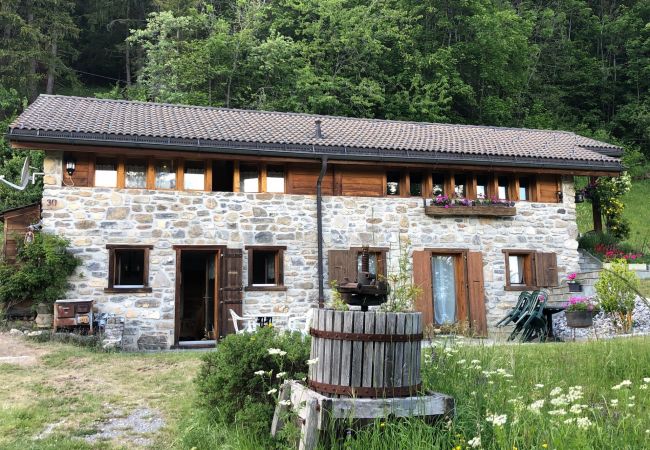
[412,251,433,328]
[219,248,243,337]
[328,250,356,285]
[537,175,560,203]
[535,252,558,287]
[467,252,487,337]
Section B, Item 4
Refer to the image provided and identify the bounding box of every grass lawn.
[576,178,650,251]
[1,333,649,449]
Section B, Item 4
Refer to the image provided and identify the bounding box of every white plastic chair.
[287,309,313,336]
[229,309,256,334]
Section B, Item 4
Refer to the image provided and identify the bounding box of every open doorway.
[175,248,219,347]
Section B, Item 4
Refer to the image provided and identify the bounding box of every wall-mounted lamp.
[65,158,76,176]
[557,190,564,202]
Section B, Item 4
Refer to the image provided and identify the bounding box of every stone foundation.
[41,151,580,349]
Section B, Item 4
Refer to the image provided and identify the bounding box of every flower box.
[424,205,516,217]
[565,310,594,328]
[568,282,582,293]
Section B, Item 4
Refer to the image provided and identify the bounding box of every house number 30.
[46,199,57,207]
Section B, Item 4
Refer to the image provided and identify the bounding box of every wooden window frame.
[123,157,148,189]
[245,245,287,291]
[182,160,208,191]
[503,249,536,290]
[421,248,469,326]
[350,246,389,280]
[105,244,153,293]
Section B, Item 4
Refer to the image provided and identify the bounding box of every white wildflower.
[534,383,544,389]
[610,399,618,406]
[496,369,507,374]
[471,360,481,364]
[268,348,283,355]
[267,388,278,395]
[643,378,650,383]
[576,417,593,429]
[254,370,266,376]
[457,359,467,364]
[485,413,507,427]
[550,395,569,407]
[528,399,545,413]
[488,381,494,385]
[629,396,635,400]
[619,380,632,386]
[640,384,648,390]
[563,418,576,425]
[611,384,621,390]
[569,404,585,414]
[473,365,482,370]
[627,403,635,407]
[550,387,562,397]
[548,409,567,416]
[467,436,481,448]
[276,372,287,379]
[470,391,477,396]
[306,358,319,366]
[279,400,291,406]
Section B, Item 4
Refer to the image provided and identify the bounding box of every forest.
[1,0,649,212]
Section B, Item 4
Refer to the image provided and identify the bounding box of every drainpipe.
[316,155,328,308]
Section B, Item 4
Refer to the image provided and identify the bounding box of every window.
[106,245,152,292]
[476,175,489,199]
[454,174,467,198]
[409,173,423,196]
[519,177,530,201]
[125,160,147,189]
[503,250,534,288]
[497,176,509,200]
[432,173,445,197]
[184,161,205,190]
[240,164,259,193]
[267,165,285,193]
[386,171,401,195]
[155,160,176,189]
[95,158,117,187]
[246,246,286,290]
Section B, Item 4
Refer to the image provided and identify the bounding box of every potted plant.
[563,296,599,328]
[566,272,582,292]
[0,232,80,328]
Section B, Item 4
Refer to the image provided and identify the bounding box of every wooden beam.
[11,140,621,176]
[204,161,212,192]
[233,161,240,192]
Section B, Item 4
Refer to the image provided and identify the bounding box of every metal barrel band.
[309,328,423,342]
[308,380,422,398]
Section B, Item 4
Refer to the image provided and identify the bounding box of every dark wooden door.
[218,248,243,337]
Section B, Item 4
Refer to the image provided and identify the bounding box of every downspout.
[316,155,328,308]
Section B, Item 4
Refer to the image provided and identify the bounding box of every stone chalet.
[7,95,622,350]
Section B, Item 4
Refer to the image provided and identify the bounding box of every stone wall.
[41,151,580,349]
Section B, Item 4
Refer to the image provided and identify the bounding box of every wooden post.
[590,176,603,233]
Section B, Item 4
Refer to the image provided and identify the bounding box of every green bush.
[595,259,640,333]
[195,326,310,434]
[0,232,80,313]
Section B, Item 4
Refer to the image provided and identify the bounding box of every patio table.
[543,302,566,340]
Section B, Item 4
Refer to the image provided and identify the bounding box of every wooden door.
[218,248,243,337]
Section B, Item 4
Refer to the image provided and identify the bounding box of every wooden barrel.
[308,309,422,398]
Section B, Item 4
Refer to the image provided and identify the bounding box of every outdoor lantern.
[65,158,76,176]
[575,192,585,203]
[556,190,564,202]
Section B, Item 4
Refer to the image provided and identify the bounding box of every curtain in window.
[431,255,456,324]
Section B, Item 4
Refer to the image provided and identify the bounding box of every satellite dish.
[0,156,31,191]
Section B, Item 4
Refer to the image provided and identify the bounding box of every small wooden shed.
[0,203,41,263]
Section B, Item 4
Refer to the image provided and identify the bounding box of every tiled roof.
[8,95,622,169]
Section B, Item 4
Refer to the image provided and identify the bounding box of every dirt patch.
[84,406,165,447]
[0,332,50,366]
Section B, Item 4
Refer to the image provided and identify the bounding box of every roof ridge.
[35,95,619,149]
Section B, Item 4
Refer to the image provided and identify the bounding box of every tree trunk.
[590,176,603,233]
[46,35,58,94]
[125,41,131,86]
[27,3,38,101]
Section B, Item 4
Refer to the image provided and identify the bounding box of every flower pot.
[565,310,593,328]
[34,303,53,329]
[568,283,582,293]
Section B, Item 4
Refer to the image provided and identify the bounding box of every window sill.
[245,286,288,292]
[104,287,153,294]
[504,285,538,292]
